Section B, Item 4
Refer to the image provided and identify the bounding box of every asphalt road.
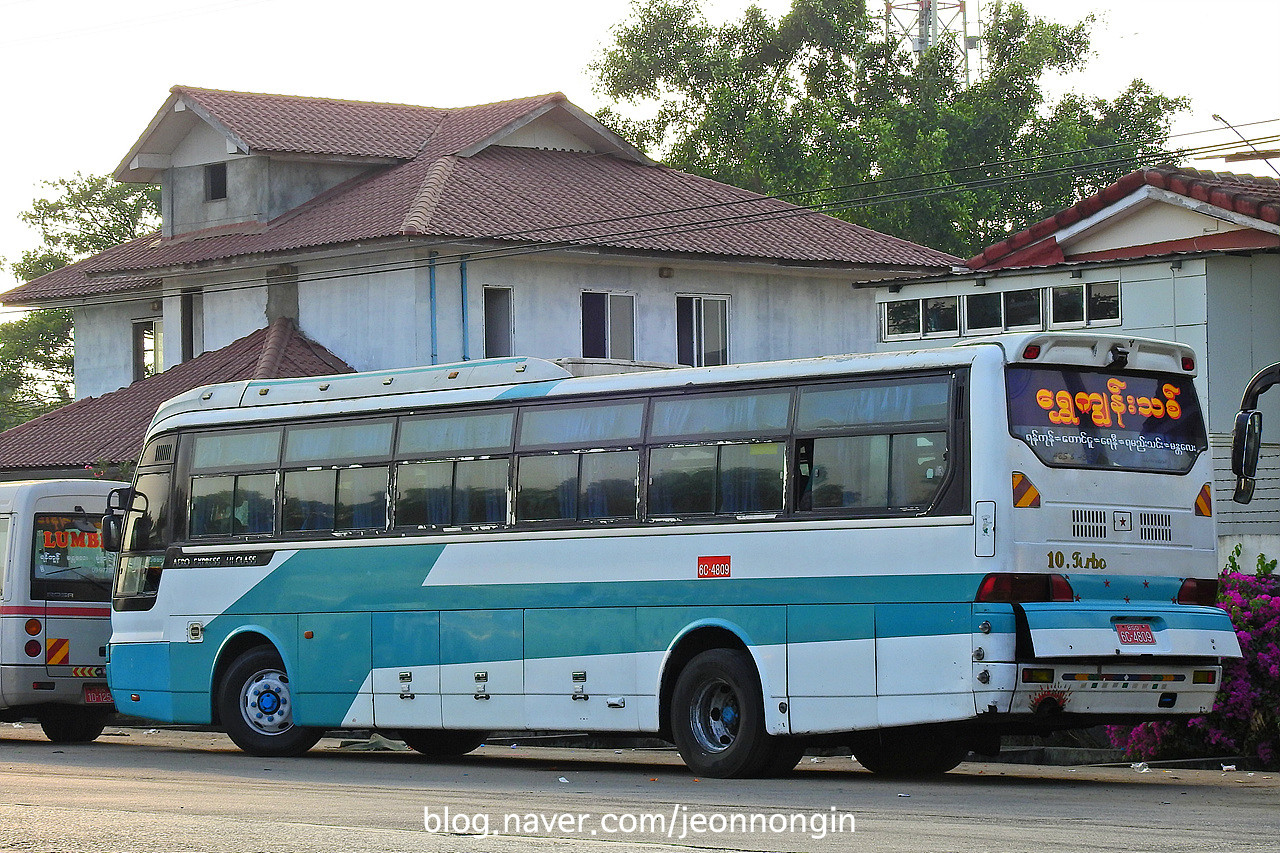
[0,725,1276,852]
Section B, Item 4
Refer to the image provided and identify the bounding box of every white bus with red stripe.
[0,479,124,742]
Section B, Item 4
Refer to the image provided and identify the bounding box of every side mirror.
[107,487,133,513]
[101,513,123,553]
[1231,410,1262,504]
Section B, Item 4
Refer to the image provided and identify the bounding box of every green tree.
[1,173,160,428]
[593,0,1188,256]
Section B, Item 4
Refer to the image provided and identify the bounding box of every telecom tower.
[884,0,983,83]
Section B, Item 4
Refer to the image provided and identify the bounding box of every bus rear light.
[24,640,41,658]
[24,618,41,636]
[1021,667,1054,684]
[976,573,1075,603]
[1012,472,1041,508]
[1194,483,1212,517]
[1177,577,1219,606]
[1182,356,1195,372]
[1022,344,1041,360]
[1192,670,1217,685]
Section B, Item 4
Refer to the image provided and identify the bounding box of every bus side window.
[190,473,275,537]
[718,442,783,513]
[517,455,578,521]
[283,470,336,532]
[579,450,638,520]
[890,432,947,507]
[649,446,716,515]
[801,435,890,510]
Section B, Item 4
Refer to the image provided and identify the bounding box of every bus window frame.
[790,371,966,519]
[1005,364,1208,475]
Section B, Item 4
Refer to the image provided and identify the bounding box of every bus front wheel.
[670,648,796,778]
[37,707,108,743]
[397,729,487,757]
[218,646,322,757]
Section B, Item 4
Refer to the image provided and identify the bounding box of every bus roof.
[145,332,1197,435]
[0,479,125,515]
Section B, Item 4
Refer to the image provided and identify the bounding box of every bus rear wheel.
[670,648,795,778]
[397,729,487,757]
[37,707,109,743]
[218,646,322,757]
[852,727,968,777]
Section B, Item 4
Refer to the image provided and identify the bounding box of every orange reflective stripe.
[1195,483,1212,517]
[1012,472,1041,508]
[46,637,69,666]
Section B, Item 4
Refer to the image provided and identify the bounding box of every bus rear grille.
[1071,509,1108,539]
[1140,512,1173,542]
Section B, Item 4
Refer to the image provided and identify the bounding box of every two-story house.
[2,86,959,401]
[0,85,958,477]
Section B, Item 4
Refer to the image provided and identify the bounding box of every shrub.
[1108,546,1280,768]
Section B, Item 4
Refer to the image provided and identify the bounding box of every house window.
[1051,281,1121,327]
[963,289,1042,334]
[483,286,513,358]
[132,318,163,381]
[964,292,1002,334]
[884,296,959,339]
[676,295,729,366]
[205,163,228,201]
[581,291,634,359]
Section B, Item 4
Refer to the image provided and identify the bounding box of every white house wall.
[73,300,157,398]
[201,280,269,353]
[1066,201,1245,255]
[283,250,879,370]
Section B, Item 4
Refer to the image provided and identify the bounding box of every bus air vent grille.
[1071,509,1108,539]
[1139,512,1173,542]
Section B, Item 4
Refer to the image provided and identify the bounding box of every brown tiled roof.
[0,318,352,472]
[968,167,1280,270]
[174,86,459,159]
[1,88,957,306]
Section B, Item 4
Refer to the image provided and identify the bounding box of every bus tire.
[397,729,487,757]
[761,739,807,777]
[852,727,968,777]
[218,646,322,757]
[37,708,109,743]
[670,648,781,778]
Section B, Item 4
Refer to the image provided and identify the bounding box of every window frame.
[676,294,730,366]
[483,285,514,358]
[132,317,163,381]
[581,291,636,360]
[205,162,228,202]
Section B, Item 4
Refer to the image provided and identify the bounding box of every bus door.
[30,509,113,703]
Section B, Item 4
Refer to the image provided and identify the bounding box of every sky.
[1,0,1277,299]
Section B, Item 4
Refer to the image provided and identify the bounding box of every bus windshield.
[31,513,115,600]
[1007,365,1206,473]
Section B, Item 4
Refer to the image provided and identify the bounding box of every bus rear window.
[31,514,115,600]
[1007,366,1206,473]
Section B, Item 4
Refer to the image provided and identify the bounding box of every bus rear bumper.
[982,661,1225,717]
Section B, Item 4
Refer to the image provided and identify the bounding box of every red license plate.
[83,684,113,705]
[1116,623,1156,645]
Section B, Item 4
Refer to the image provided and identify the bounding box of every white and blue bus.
[103,333,1239,777]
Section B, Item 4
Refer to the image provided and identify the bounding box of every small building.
[865,167,1280,558]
